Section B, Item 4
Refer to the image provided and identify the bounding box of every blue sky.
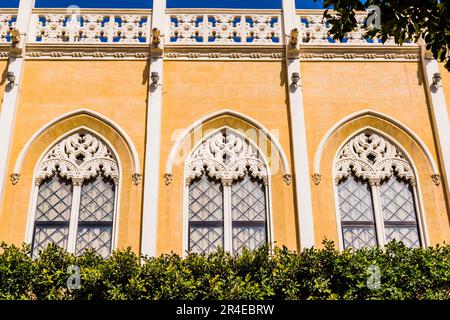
[0,0,324,9]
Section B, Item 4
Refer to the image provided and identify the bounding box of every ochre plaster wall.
[301,61,449,247]
[157,61,298,255]
[0,60,148,252]
[0,58,448,255]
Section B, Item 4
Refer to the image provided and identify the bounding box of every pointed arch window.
[335,131,422,249]
[185,129,269,255]
[30,131,119,258]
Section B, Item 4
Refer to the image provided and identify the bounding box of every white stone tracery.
[184,129,270,255]
[0,14,15,43]
[36,132,119,186]
[186,130,268,186]
[334,130,425,250]
[36,14,150,43]
[298,13,397,45]
[28,130,120,258]
[335,131,415,186]
[168,14,281,44]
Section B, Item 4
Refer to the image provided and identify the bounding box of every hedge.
[1,240,450,300]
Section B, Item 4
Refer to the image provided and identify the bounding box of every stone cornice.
[164,44,284,61]
[299,44,420,62]
[25,43,150,60]
[23,42,421,62]
[0,44,9,59]
[0,8,17,14]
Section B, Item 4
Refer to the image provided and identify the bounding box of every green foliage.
[1,240,450,300]
[316,0,450,70]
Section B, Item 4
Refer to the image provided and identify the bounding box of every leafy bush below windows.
[1,240,450,300]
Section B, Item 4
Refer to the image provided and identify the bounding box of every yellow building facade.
[0,1,449,258]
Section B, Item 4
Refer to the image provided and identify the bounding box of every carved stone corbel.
[283,173,292,185]
[312,173,322,185]
[132,173,143,185]
[431,174,441,186]
[10,173,20,185]
[150,27,163,57]
[9,27,23,57]
[164,173,173,185]
[286,28,300,58]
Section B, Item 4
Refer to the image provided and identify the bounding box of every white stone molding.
[298,45,420,62]
[164,45,285,61]
[35,131,119,186]
[25,43,150,60]
[420,46,450,204]
[313,110,440,184]
[11,110,141,184]
[0,48,9,59]
[141,0,166,258]
[0,0,35,209]
[22,43,421,62]
[282,0,315,249]
[164,109,292,184]
[335,131,414,186]
[186,129,268,185]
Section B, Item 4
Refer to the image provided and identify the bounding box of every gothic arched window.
[185,129,269,255]
[335,131,422,249]
[30,131,119,258]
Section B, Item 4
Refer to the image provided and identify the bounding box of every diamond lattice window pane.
[338,174,375,222]
[79,175,116,222]
[380,176,417,223]
[380,176,420,248]
[76,175,115,258]
[342,226,377,249]
[76,226,113,258]
[188,174,224,253]
[35,175,73,222]
[32,225,69,258]
[384,226,420,248]
[338,174,377,249]
[232,226,266,254]
[231,175,266,222]
[189,226,223,254]
[33,175,72,258]
[230,175,267,254]
[189,175,223,222]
